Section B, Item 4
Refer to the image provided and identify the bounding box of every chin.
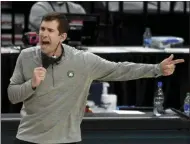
[40,46,48,53]
[40,46,45,50]
[41,46,52,56]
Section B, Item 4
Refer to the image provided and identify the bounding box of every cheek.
[50,35,60,44]
[50,41,58,47]
[39,37,42,43]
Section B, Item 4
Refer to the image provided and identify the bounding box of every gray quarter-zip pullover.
[8,44,162,143]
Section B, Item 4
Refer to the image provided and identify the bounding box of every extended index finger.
[171,59,185,65]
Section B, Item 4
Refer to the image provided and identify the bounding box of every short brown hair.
[41,12,69,35]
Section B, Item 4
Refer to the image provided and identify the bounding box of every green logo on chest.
[67,71,74,78]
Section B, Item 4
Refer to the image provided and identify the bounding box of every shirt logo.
[67,71,74,78]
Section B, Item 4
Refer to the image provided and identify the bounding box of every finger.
[171,59,185,65]
[36,67,46,72]
[38,65,45,70]
[40,67,47,71]
[38,67,46,71]
[36,66,46,70]
[163,70,173,76]
[39,74,45,77]
[167,54,174,61]
[39,75,45,80]
[164,68,174,73]
[37,71,46,76]
[39,77,45,81]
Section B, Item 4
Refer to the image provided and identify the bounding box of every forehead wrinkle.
[41,20,58,30]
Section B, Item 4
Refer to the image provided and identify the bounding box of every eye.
[40,27,45,31]
[49,29,54,32]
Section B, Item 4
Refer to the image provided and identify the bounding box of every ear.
[60,33,67,43]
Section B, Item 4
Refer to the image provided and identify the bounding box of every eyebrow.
[40,26,55,31]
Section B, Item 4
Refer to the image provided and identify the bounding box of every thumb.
[167,54,174,61]
[40,65,44,68]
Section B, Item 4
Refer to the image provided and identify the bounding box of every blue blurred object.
[158,81,163,88]
[151,36,184,49]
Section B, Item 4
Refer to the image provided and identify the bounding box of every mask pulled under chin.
[41,52,56,69]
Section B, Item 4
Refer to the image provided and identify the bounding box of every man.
[8,12,184,144]
[29,1,86,32]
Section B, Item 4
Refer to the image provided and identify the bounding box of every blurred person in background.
[29,1,86,32]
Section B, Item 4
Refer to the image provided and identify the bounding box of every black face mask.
[41,46,64,69]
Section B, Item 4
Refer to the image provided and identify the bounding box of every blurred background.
[1,1,190,113]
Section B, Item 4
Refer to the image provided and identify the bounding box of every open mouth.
[42,41,50,46]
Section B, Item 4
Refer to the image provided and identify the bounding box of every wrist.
[154,63,163,77]
[32,86,36,90]
[31,80,37,90]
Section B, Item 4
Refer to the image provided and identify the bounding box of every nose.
[39,30,49,38]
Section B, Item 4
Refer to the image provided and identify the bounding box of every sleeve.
[78,5,86,14]
[84,52,163,81]
[7,51,35,104]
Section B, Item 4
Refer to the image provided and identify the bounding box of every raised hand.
[31,67,47,88]
[160,54,184,76]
